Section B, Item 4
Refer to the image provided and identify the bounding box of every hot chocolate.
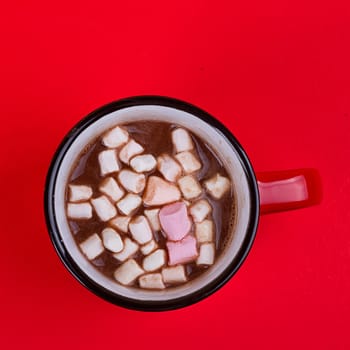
[65,121,236,290]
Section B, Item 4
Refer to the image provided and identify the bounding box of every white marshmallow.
[139,273,165,289]
[129,216,153,244]
[175,151,201,174]
[68,184,93,202]
[190,199,212,223]
[141,240,158,255]
[79,233,104,260]
[143,176,181,206]
[178,175,202,199]
[197,243,215,265]
[102,126,129,148]
[142,249,166,272]
[109,216,130,233]
[195,219,214,243]
[162,265,187,284]
[113,238,139,261]
[91,195,117,221]
[114,259,144,285]
[116,194,142,215]
[67,202,92,219]
[98,149,120,176]
[171,128,194,153]
[119,139,144,164]
[157,154,182,182]
[204,174,231,199]
[144,208,161,231]
[101,228,124,253]
[99,177,125,202]
[130,154,157,173]
[118,170,145,194]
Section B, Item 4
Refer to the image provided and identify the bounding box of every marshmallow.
[118,169,146,194]
[204,174,231,199]
[99,177,125,202]
[101,227,124,253]
[143,176,181,206]
[129,216,153,245]
[162,265,187,284]
[130,154,157,173]
[141,240,158,255]
[157,154,182,182]
[67,202,92,219]
[171,128,194,153]
[144,208,161,231]
[91,195,117,221]
[109,216,130,233]
[117,194,142,215]
[113,238,139,262]
[175,151,201,174]
[195,220,214,243]
[166,235,198,266]
[178,175,202,200]
[139,273,165,289]
[98,149,120,176]
[114,259,144,285]
[79,233,104,260]
[68,184,92,202]
[143,249,166,272]
[102,126,129,148]
[189,199,212,222]
[119,139,144,164]
[159,202,192,241]
[197,243,215,265]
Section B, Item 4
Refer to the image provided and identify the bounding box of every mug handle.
[257,168,322,214]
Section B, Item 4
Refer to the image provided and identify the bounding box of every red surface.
[1,1,349,349]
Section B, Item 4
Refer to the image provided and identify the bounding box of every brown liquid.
[66,121,236,287]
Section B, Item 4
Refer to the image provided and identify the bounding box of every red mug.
[44,96,321,311]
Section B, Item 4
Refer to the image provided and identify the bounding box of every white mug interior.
[54,105,252,301]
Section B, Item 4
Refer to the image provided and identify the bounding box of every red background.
[1,1,349,349]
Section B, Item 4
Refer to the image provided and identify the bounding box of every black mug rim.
[44,95,260,311]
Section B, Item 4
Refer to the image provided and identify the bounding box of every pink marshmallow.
[159,202,192,241]
[166,235,198,266]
